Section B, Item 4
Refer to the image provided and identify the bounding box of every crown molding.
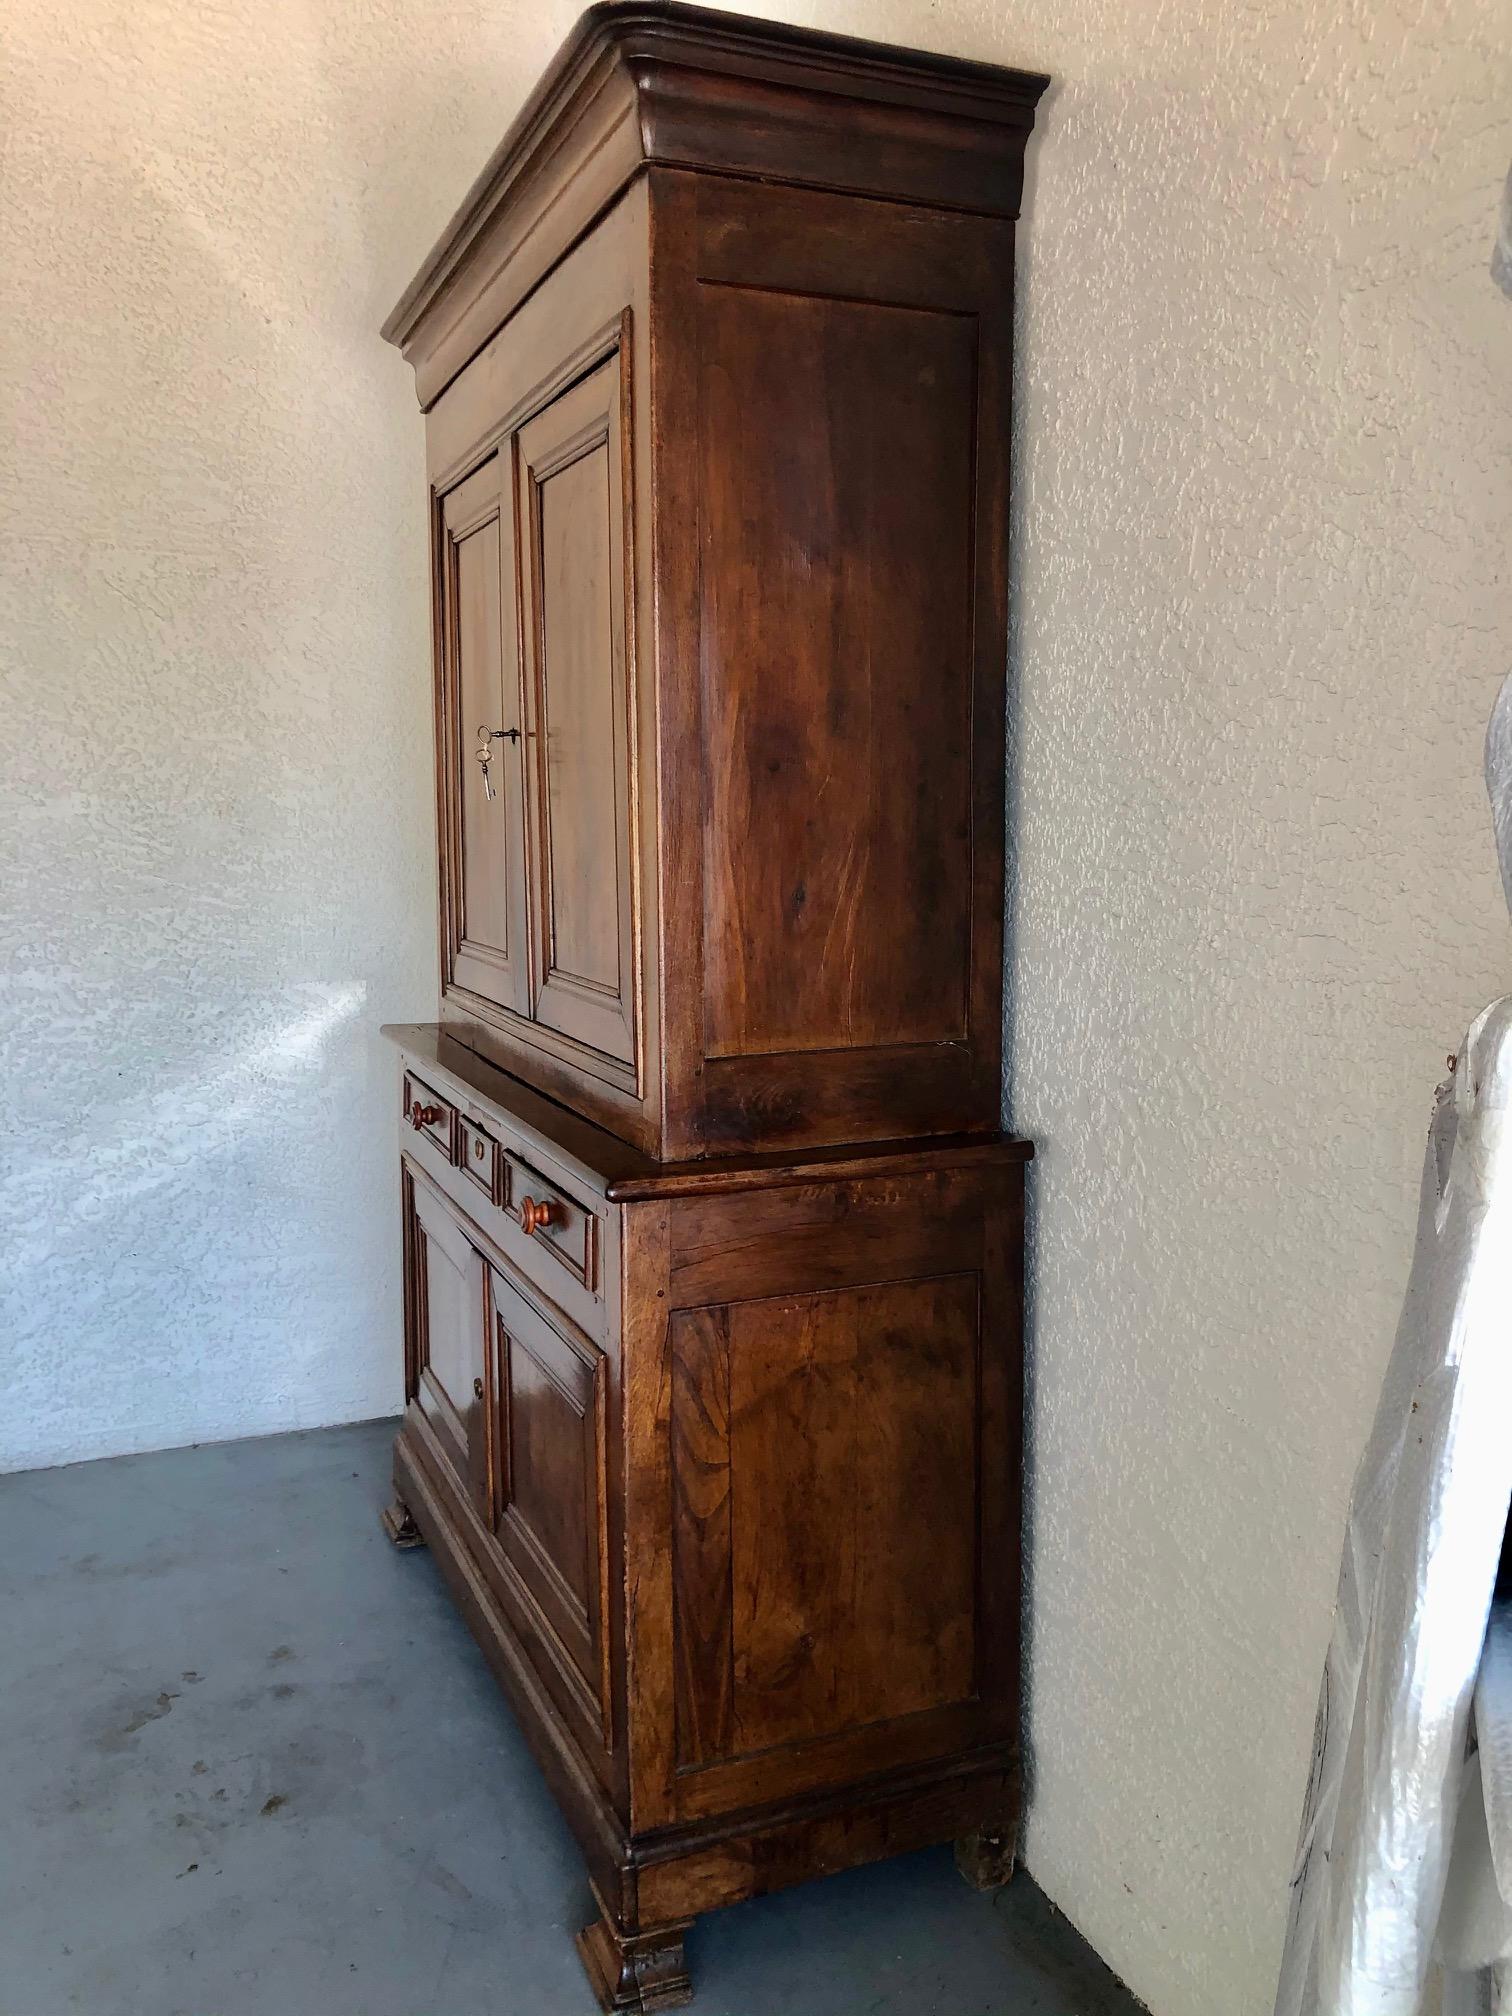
[383,1,1048,409]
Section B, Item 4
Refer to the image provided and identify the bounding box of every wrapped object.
[1276,678,1512,2016]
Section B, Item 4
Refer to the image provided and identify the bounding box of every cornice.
[383,2,1049,409]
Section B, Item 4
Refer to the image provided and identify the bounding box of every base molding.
[955,1823,1018,1891]
[577,1886,694,2013]
[380,1495,425,1548]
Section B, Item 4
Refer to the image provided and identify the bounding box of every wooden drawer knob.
[408,1100,443,1130]
[520,1195,561,1237]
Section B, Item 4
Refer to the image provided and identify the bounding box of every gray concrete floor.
[2,1419,1140,2016]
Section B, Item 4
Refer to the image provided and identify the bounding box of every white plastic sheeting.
[1277,676,1512,2016]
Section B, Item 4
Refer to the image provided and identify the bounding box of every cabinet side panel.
[670,1276,979,1770]
[651,173,1014,1156]
[699,285,975,1059]
[625,1162,1024,1829]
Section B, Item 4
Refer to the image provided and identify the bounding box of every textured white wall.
[2,3,1510,2014]
[0,0,568,1469]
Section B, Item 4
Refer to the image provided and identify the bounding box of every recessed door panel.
[488,1265,610,1734]
[440,456,529,1018]
[517,345,638,1079]
[405,1167,489,1519]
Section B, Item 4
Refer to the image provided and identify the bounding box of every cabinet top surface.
[382,0,1048,367]
[384,1024,1032,1201]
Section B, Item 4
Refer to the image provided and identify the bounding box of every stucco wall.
[3,3,1510,2014]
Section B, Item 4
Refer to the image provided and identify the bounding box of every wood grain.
[517,343,639,1073]
[698,282,974,1060]
[668,1309,734,1769]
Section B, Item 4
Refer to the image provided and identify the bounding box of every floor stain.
[98,1690,179,1752]
[423,1862,475,1907]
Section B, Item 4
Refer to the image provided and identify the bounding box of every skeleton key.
[475,724,520,801]
[475,726,496,800]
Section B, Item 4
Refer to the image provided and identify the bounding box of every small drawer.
[401,1072,457,1160]
[507,1154,596,1292]
[459,1116,501,1204]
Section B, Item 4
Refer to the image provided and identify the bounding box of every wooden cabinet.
[379,7,1044,2007]
[392,4,1046,1161]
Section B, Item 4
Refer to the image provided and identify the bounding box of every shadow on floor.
[1,1419,1140,2016]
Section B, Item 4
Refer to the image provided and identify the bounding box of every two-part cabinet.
[379,6,1045,2008]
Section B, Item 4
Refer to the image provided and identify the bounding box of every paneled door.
[486,1263,611,1741]
[515,343,638,1079]
[404,1166,491,1521]
[438,454,530,1018]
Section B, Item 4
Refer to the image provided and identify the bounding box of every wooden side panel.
[518,344,638,1079]
[651,172,1015,1156]
[625,1160,1025,1832]
[699,286,975,1060]
[668,1308,735,1769]
[670,1278,978,1769]
[439,457,530,1017]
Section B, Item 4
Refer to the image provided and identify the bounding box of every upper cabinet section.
[386,2,1047,1160]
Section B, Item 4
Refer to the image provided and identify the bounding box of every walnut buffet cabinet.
[378,6,1044,2006]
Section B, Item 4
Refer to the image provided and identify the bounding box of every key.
[475,728,496,800]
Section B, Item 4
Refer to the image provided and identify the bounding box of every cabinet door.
[487,1264,610,1734]
[404,1167,490,1519]
[438,455,530,1018]
[516,349,638,1076]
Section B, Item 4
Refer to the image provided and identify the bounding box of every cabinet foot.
[576,1900,693,2012]
[955,1824,1017,1891]
[381,1496,425,1549]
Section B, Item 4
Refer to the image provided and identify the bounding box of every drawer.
[402,1072,457,1159]
[507,1153,597,1293]
[459,1115,502,1204]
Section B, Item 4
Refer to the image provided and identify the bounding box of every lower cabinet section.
[387,1035,1030,2012]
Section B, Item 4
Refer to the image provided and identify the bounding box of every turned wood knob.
[409,1100,443,1130]
[519,1195,560,1236]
